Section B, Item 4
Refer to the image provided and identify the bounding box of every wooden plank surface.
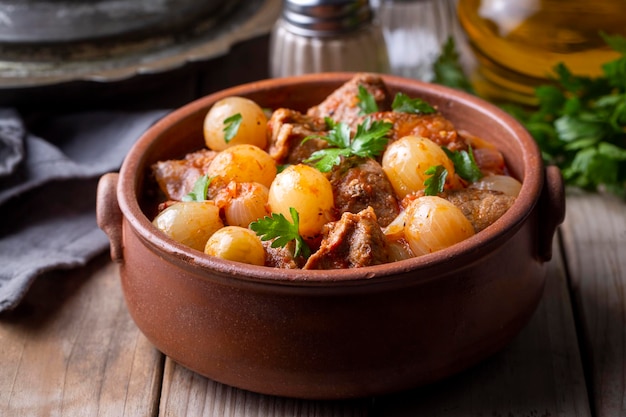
[560,191,626,417]
[159,360,371,417]
[0,254,164,417]
[371,238,590,417]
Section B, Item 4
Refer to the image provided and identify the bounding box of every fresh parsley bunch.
[508,33,626,197]
[304,88,437,173]
[434,35,626,198]
[304,117,393,172]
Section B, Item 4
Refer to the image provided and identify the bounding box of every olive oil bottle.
[457,0,626,105]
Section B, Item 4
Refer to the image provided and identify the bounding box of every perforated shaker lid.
[281,0,373,37]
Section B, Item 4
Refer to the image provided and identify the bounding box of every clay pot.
[97,73,565,399]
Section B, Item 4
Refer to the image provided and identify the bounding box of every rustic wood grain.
[372,239,591,417]
[560,191,626,417]
[158,359,371,417]
[0,253,164,417]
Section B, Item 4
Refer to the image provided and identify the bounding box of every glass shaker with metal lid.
[269,0,390,77]
[373,0,464,82]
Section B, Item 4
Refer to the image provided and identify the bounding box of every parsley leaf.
[223,113,243,143]
[392,92,437,114]
[182,175,211,202]
[443,146,483,182]
[424,165,448,195]
[433,37,476,95]
[307,148,350,173]
[250,207,311,259]
[357,85,379,115]
[562,146,620,191]
[304,117,392,172]
[602,33,626,90]
[350,118,392,157]
[320,117,352,148]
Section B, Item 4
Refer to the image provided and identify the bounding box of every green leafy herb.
[250,207,311,259]
[443,146,483,182]
[276,163,290,174]
[304,117,392,172]
[424,165,448,195]
[432,37,476,95]
[501,33,626,197]
[360,83,437,115]
[392,92,437,114]
[223,113,243,143]
[357,85,379,115]
[431,33,626,198]
[182,175,211,202]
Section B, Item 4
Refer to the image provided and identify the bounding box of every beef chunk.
[304,207,391,269]
[262,241,298,269]
[307,73,393,126]
[267,108,328,164]
[368,111,466,151]
[443,188,516,232]
[306,73,465,152]
[151,149,217,201]
[330,158,400,227]
[262,240,306,269]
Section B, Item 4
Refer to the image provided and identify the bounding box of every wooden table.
[1,189,624,416]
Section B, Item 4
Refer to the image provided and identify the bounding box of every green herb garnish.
[433,37,476,95]
[357,85,379,115]
[359,82,437,115]
[182,175,211,202]
[250,207,311,259]
[424,165,448,195]
[276,163,290,174]
[443,146,483,182]
[501,33,626,197]
[304,117,392,172]
[392,92,437,114]
[432,34,626,198]
[223,113,243,143]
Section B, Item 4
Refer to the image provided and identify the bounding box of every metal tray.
[0,0,280,88]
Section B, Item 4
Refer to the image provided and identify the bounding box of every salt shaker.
[269,0,390,78]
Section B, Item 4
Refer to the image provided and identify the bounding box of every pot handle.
[96,173,124,263]
[537,165,566,262]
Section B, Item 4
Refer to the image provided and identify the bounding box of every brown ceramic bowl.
[97,72,565,400]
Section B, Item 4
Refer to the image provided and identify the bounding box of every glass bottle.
[269,0,390,78]
[457,0,626,105]
[374,0,465,82]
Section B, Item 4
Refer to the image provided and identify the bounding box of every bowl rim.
[117,72,544,287]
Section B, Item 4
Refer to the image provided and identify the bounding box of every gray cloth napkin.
[0,108,169,312]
